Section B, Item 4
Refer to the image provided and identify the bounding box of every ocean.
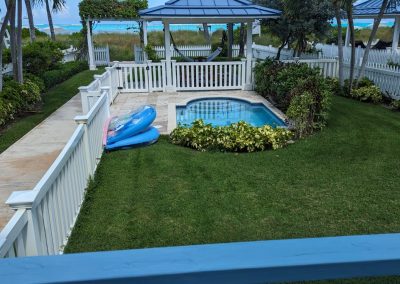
[34,20,395,35]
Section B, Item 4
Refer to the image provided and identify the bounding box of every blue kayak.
[107,106,156,145]
[105,127,160,151]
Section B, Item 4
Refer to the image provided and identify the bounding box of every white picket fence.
[0,91,110,258]
[316,43,400,65]
[172,60,247,91]
[282,58,339,79]
[94,45,110,66]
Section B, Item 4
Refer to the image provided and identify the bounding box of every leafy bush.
[391,100,400,110]
[42,61,88,89]
[21,40,64,76]
[254,59,333,138]
[144,44,159,62]
[0,79,41,126]
[170,120,293,153]
[351,85,383,103]
[286,76,331,138]
[254,59,320,110]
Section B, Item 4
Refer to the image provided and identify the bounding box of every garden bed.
[65,95,400,253]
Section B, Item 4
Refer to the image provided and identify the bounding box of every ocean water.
[34,20,395,35]
[34,22,241,34]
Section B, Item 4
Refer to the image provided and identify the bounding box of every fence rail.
[1,234,400,282]
[0,91,110,258]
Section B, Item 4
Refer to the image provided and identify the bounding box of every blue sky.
[0,0,372,26]
[0,0,165,25]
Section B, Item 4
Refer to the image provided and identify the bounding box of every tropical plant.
[256,0,335,58]
[34,0,66,41]
[170,120,293,153]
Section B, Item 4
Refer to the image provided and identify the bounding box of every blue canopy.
[140,0,281,21]
[353,0,400,17]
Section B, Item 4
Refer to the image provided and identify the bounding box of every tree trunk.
[356,0,389,85]
[334,3,344,86]
[24,0,36,42]
[45,0,56,41]
[346,3,356,94]
[227,23,234,59]
[202,23,210,44]
[239,23,245,57]
[9,0,17,81]
[0,0,14,91]
[276,36,289,60]
[17,0,23,83]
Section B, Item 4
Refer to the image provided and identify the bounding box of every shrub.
[254,59,333,138]
[391,100,400,110]
[351,85,383,104]
[286,76,332,138]
[170,120,293,153]
[22,40,64,76]
[42,61,88,89]
[0,79,41,126]
[254,59,320,110]
[144,44,159,62]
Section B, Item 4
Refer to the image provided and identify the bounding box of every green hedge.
[42,61,88,89]
[254,59,332,138]
[170,120,293,153]
[0,80,41,126]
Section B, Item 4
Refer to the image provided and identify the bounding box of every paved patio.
[0,95,82,230]
[110,90,286,134]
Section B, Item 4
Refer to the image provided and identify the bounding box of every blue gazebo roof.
[353,0,400,17]
[140,0,281,21]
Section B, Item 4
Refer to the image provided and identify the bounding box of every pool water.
[176,98,286,127]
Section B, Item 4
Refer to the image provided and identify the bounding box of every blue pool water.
[176,98,286,128]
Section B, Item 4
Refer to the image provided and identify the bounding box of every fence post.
[6,192,44,257]
[79,86,90,114]
[241,58,247,90]
[161,60,167,92]
[106,44,110,66]
[335,56,339,78]
[171,60,177,91]
[147,60,153,93]
[74,117,93,176]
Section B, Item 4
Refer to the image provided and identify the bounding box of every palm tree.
[0,0,15,90]
[356,0,390,85]
[344,0,356,94]
[24,0,36,42]
[332,0,344,86]
[35,0,65,41]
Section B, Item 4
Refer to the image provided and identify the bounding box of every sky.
[0,0,165,25]
[0,0,372,26]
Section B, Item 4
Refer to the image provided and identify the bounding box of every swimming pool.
[176,98,286,127]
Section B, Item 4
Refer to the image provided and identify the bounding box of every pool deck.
[110,91,286,134]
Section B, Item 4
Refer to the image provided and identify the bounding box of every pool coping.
[167,94,287,133]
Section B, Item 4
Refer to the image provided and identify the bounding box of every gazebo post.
[86,19,96,70]
[245,20,253,90]
[392,16,400,51]
[345,24,350,47]
[163,20,173,91]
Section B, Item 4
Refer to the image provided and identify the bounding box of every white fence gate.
[94,45,110,66]
[172,60,246,91]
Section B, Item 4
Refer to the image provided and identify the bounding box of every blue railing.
[1,233,400,283]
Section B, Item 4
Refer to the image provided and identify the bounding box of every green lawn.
[66,95,400,255]
[0,69,104,154]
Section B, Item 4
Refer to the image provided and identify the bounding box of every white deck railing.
[0,91,109,258]
[172,60,246,91]
[79,64,120,113]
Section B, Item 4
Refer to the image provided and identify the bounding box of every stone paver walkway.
[0,95,82,230]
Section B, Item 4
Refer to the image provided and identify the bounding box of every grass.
[0,69,104,154]
[65,95,400,255]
